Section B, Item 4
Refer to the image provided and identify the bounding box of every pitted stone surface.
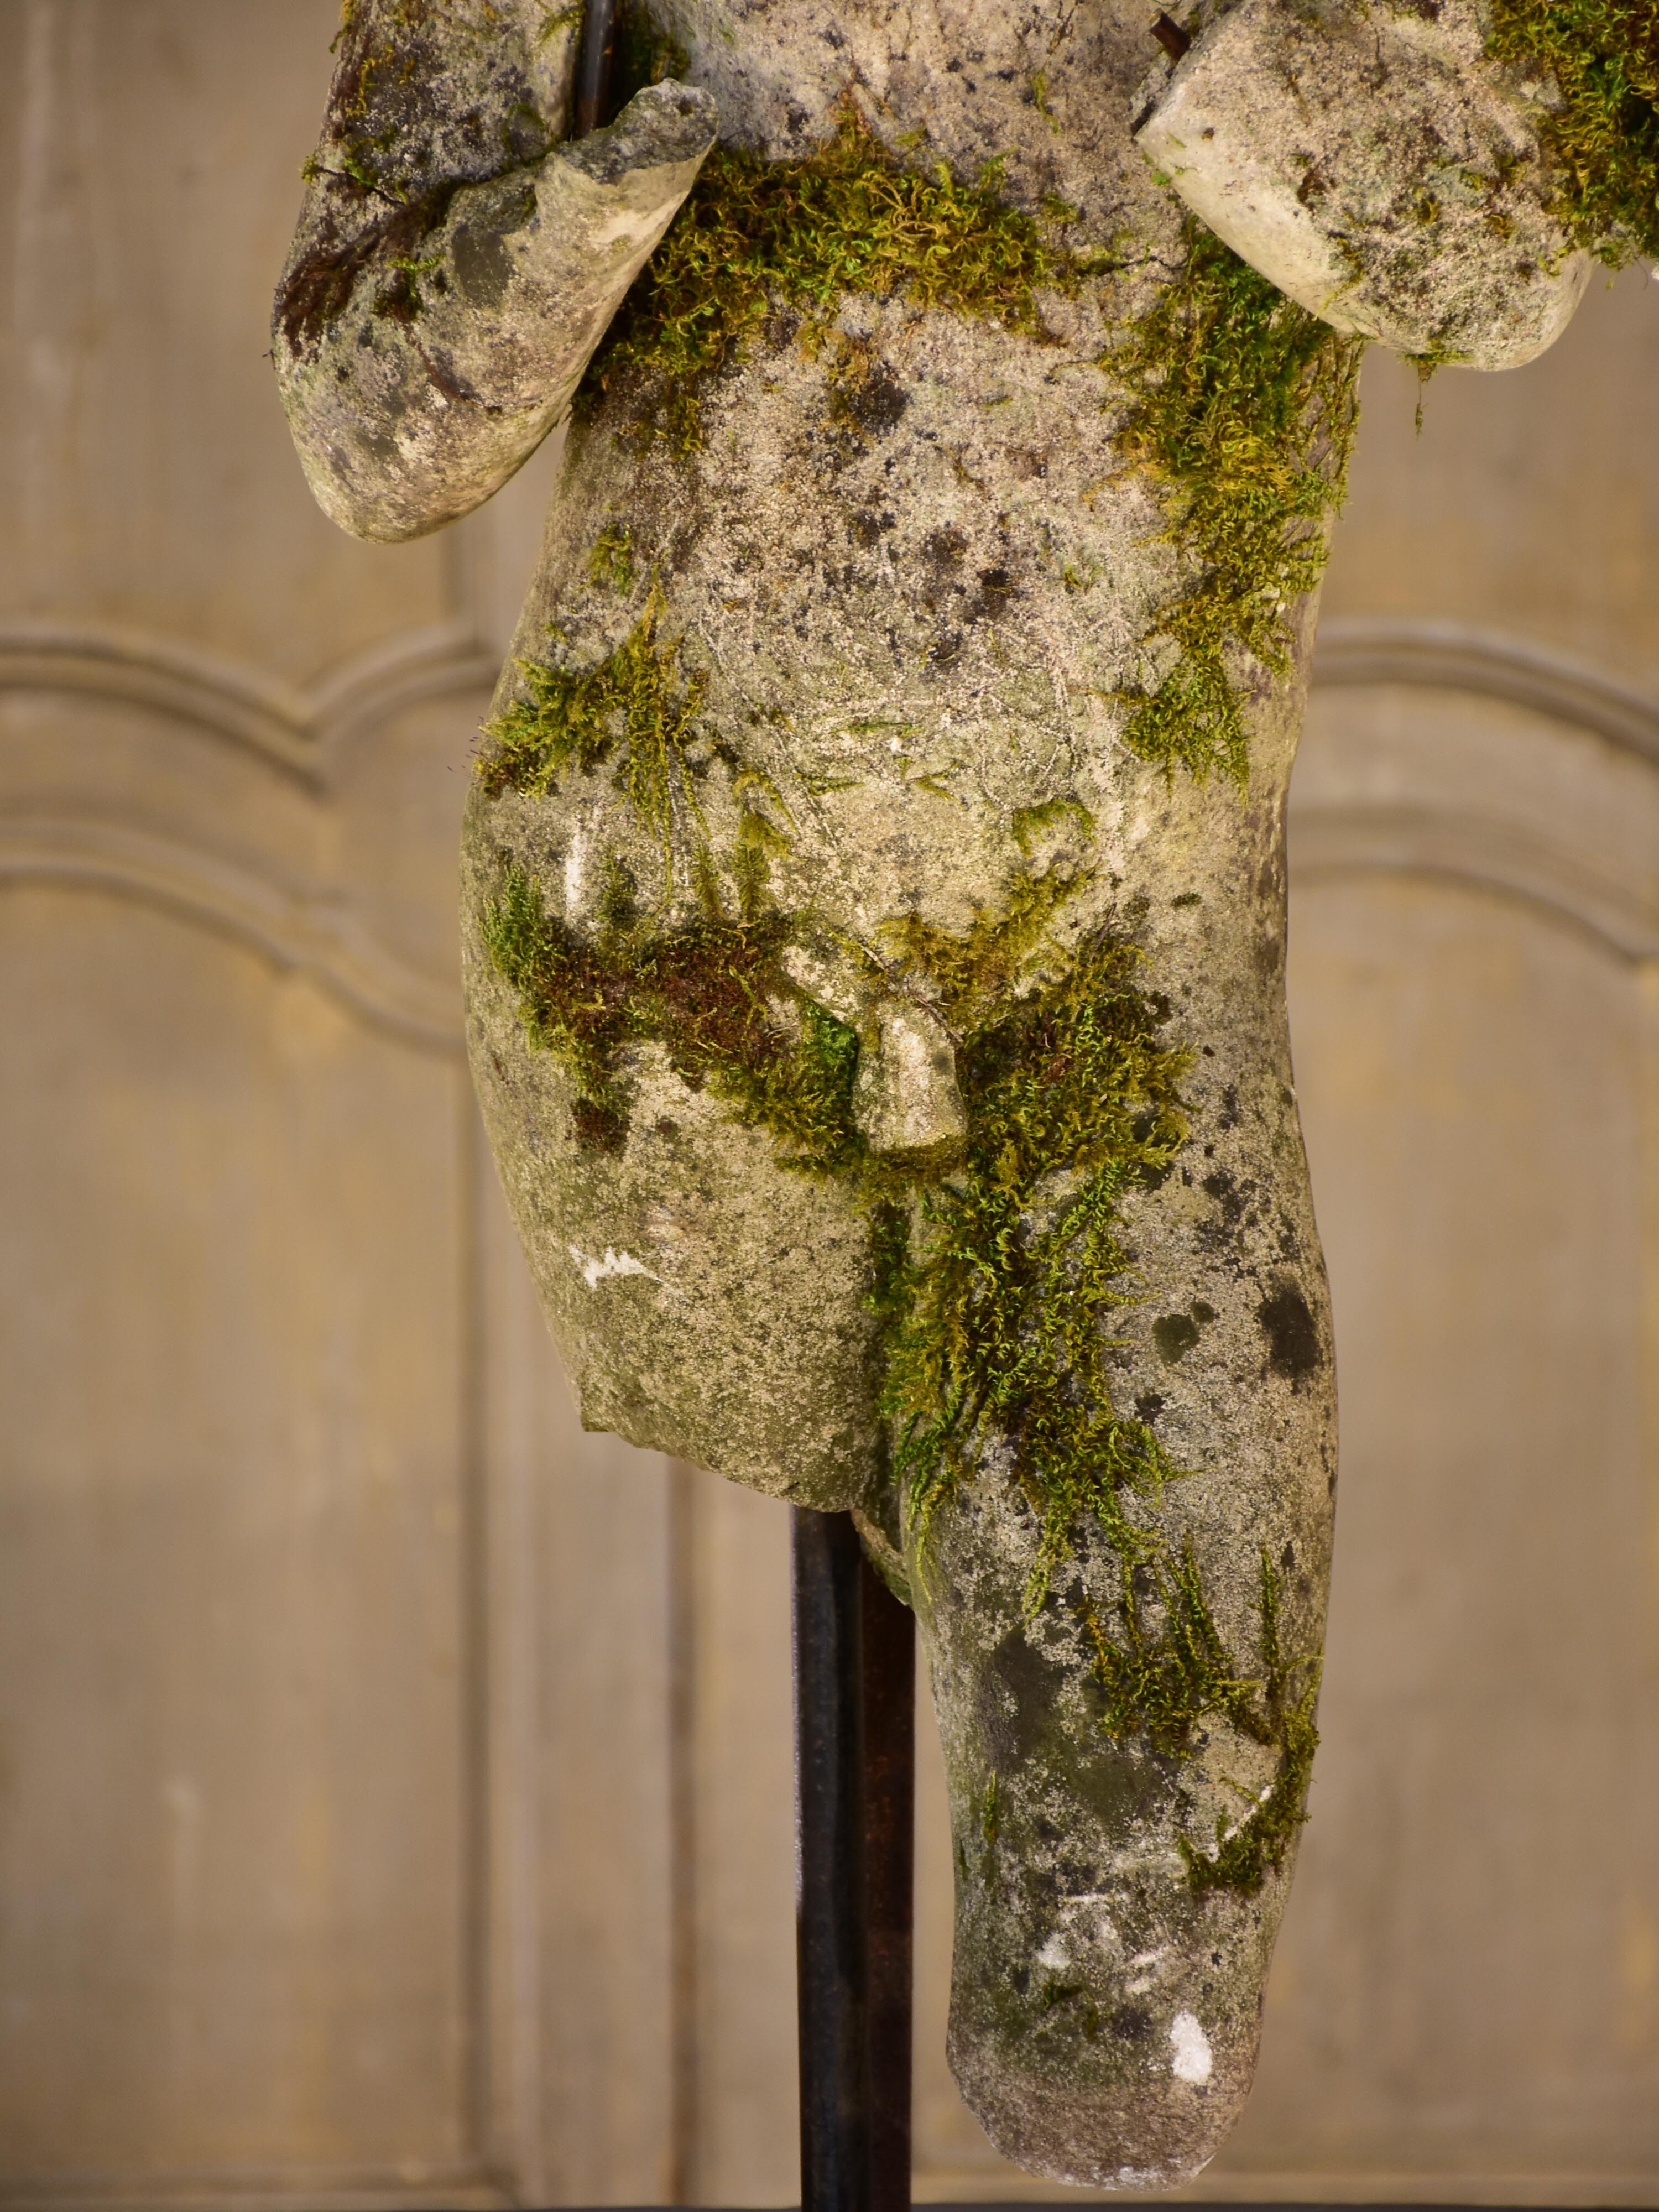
[1136,0,1590,366]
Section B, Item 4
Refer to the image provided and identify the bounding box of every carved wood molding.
[1290,801,1659,960]
[1311,613,1659,769]
[0,617,499,789]
[1302,617,1659,959]
[0,618,499,1048]
[0,813,465,1051]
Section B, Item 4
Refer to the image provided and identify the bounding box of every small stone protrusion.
[854,1002,967,1156]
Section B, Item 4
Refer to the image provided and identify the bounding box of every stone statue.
[275,0,1604,2180]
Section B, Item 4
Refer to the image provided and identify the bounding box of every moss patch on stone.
[479,593,710,893]
[1077,1545,1318,1892]
[1078,1542,1264,1756]
[480,859,863,1164]
[578,104,1062,446]
[876,922,1193,1611]
[1187,1556,1321,1893]
[1489,0,1659,259]
[1110,221,1363,785]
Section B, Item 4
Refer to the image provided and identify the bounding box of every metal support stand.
[791,1509,915,2212]
[572,0,617,135]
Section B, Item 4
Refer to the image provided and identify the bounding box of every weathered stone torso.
[279,0,1587,2180]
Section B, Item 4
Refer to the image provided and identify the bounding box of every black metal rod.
[792,1507,873,2212]
[859,1551,915,2212]
[792,1509,915,2212]
[573,0,617,136]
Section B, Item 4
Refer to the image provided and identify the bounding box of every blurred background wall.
[3,2,1658,2205]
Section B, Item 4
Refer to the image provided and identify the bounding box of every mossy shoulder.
[1109,222,1363,785]
[1489,0,1659,260]
[578,105,1062,447]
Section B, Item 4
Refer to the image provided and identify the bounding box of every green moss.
[578,104,1061,446]
[1078,1543,1260,1754]
[479,592,709,894]
[481,859,864,1165]
[1110,221,1364,785]
[587,520,635,592]
[1194,1553,1320,1891]
[877,866,1083,1034]
[875,915,1192,1613]
[1489,0,1659,259]
[1075,1546,1316,1893]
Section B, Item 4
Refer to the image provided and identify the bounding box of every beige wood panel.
[0,0,455,688]
[1323,274,1659,691]
[1230,873,1656,2192]
[0,891,474,2179]
[479,1166,679,2206]
[683,1475,799,2210]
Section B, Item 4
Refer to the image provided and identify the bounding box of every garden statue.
[275,0,1640,2181]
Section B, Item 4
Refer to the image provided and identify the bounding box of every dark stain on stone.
[1110,2004,1153,2041]
[970,565,1015,620]
[452,222,514,306]
[1202,1168,1242,1218]
[977,1628,1069,1771]
[1198,1165,1258,1254]
[1153,1298,1217,1363]
[844,365,909,436]
[922,525,966,567]
[1259,1284,1321,1381]
[1154,1312,1200,1363]
[1070,1738,1175,1830]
